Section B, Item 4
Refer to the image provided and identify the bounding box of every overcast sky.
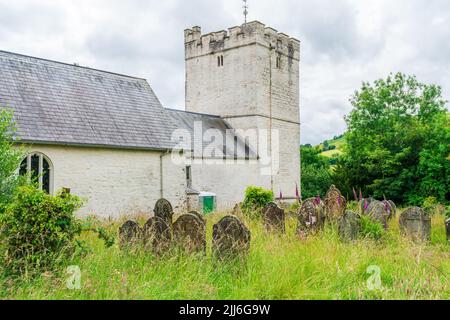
[1,0,449,145]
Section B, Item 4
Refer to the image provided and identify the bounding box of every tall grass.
[1,211,448,300]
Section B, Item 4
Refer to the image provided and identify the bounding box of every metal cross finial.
[243,0,249,24]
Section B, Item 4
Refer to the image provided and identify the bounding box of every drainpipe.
[269,44,274,193]
[160,149,171,199]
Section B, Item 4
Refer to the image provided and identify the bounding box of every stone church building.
[0,21,300,218]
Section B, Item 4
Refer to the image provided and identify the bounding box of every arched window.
[19,152,53,194]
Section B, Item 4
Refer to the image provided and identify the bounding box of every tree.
[0,109,24,208]
[301,145,332,199]
[333,73,449,205]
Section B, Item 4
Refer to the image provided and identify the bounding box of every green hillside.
[318,136,345,159]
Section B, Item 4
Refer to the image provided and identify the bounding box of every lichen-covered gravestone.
[338,211,361,241]
[119,221,142,250]
[173,213,206,254]
[212,216,251,260]
[297,198,325,236]
[399,207,431,242]
[262,202,285,233]
[446,219,450,241]
[143,216,172,254]
[154,198,174,226]
[367,200,390,229]
[324,185,347,221]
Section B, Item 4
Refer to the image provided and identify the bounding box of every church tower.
[184,21,300,199]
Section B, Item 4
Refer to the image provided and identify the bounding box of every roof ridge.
[165,108,222,118]
[0,49,147,81]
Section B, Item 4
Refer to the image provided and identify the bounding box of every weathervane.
[243,0,249,24]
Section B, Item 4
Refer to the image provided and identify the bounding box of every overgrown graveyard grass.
[1,210,449,300]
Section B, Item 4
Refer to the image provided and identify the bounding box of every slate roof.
[0,50,256,157]
[0,50,177,150]
[166,109,257,159]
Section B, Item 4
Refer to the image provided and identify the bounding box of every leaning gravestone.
[399,207,431,242]
[367,200,390,229]
[297,198,325,236]
[446,219,450,241]
[173,213,206,254]
[154,198,174,226]
[143,216,172,254]
[212,216,251,260]
[262,202,285,233]
[338,211,361,241]
[324,185,347,221]
[119,221,142,250]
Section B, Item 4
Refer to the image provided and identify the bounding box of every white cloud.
[0,0,448,144]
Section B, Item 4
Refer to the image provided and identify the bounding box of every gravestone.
[173,213,206,254]
[119,221,142,250]
[446,219,450,241]
[297,198,325,236]
[399,207,431,242]
[262,202,285,233]
[189,211,206,224]
[338,211,361,241]
[387,200,397,219]
[324,185,347,220]
[143,216,172,254]
[154,198,174,225]
[382,200,396,220]
[359,198,375,215]
[367,200,390,229]
[212,216,251,260]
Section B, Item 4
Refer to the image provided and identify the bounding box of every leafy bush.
[242,186,274,217]
[0,109,24,210]
[0,186,84,276]
[360,215,385,240]
[301,145,332,199]
[422,196,438,214]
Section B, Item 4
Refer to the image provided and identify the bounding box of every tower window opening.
[218,55,224,67]
[276,54,282,69]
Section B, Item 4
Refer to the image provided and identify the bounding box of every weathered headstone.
[189,210,206,224]
[262,202,285,233]
[324,185,347,220]
[446,219,450,241]
[338,211,361,241]
[367,200,390,229]
[143,216,172,254]
[399,207,431,242]
[359,198,375,215]
[297,198,325,236]
[119,221,142,250]
[212,216,251,260]
[387,200,397,219]
[173,213,206,254]
[154,198,174,225]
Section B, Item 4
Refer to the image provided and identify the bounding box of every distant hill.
[318,136,345,159]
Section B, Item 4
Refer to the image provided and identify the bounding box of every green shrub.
[0,109,24,210]
[360,215,385,240]
[422,196,438,214]
[0,186,84,277]
[242,186,274,218]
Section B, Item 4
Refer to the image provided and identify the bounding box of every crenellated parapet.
[184,21,300,60]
